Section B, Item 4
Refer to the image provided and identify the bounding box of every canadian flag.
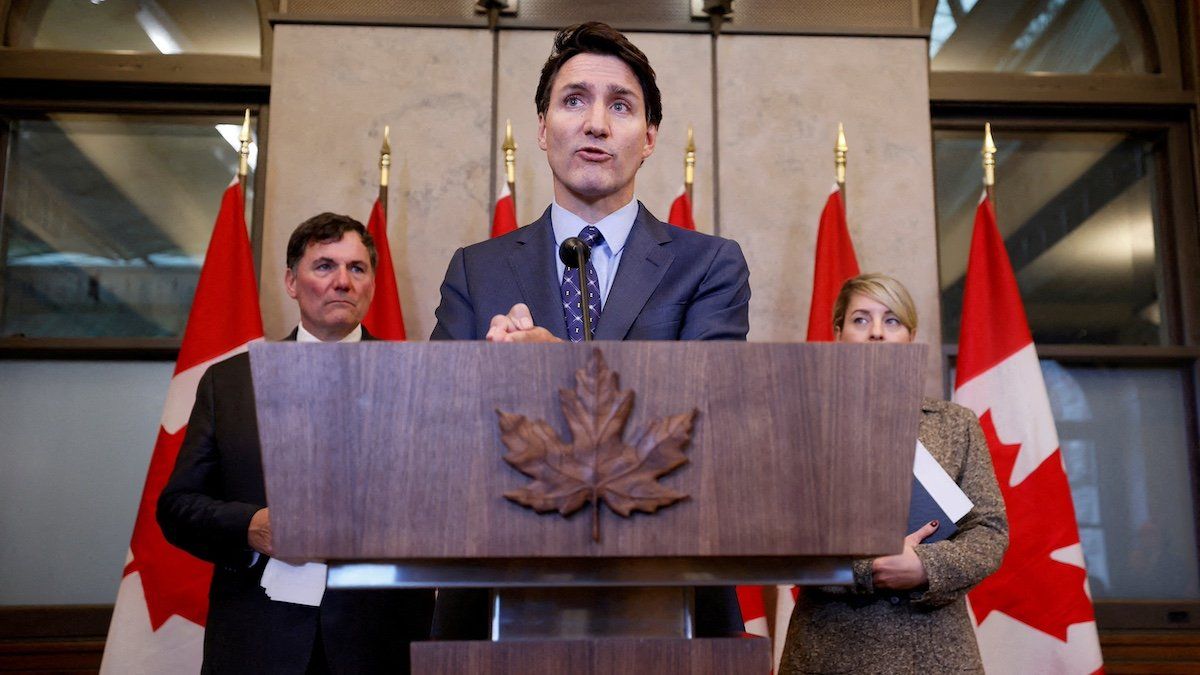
[100,181,264,673]
[955,192,1103,674]
[667,187,695,230]
[805,187,859,341]
[361,197,407,340]
[491,182,518,238]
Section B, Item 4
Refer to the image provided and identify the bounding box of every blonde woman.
[780,273,1008,674]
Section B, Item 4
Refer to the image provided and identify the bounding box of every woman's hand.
[872,520,939,590]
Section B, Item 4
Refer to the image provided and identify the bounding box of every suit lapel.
[508,208,570,340]
[595,205,675,340]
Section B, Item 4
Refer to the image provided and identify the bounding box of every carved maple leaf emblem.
[498,349,696,542]
[969,410,1096,641]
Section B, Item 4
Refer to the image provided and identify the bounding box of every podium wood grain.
[409,637,771,674]
[249,342,926,561]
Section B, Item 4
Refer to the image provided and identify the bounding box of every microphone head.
[559,237,591,268]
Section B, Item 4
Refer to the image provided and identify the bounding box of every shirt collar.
[296,323,363,343]
[551,198,639,257]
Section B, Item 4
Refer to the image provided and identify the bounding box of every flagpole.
[503,118,517,223]
[982,122,997,204]
[834,122,847,214]
[237,109,251,207]
[380,125,391,221]
[684,124,695,204]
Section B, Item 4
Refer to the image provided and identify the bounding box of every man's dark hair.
[286,212,377,270]
[534,22,662,128]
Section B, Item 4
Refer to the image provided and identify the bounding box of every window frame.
[0,0,274,359]
[922,0,1190,104]
[932,105,1200,629]
[0,0,276,86]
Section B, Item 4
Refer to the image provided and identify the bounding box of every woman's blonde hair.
[831,273,918,335]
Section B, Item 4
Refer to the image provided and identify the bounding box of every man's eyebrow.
[606,83,639,99]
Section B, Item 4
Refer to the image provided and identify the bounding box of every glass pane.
[1,114,257,338]
[936,129,1165,345]
[930,0,1154,74]
[1042,362,1199,600]
[7,0,260,56]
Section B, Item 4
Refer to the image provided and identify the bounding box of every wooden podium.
[250,341,926,674]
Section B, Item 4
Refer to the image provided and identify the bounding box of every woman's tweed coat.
[780,398,1009,674]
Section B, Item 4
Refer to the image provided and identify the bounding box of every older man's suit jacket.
[158,328,434,674]
[428,205,751,639]
[431,203,750,341]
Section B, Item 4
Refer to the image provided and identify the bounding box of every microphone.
[558,237,594,341]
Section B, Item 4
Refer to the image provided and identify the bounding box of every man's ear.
[537,113,548,151]
[642,123,658,160]
[284,268,298,300]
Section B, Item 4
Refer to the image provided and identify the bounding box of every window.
[0,1,270,353]
[6,0,261,56]
[0,113,257,339]
[929,0,1200,632]
[930,0,1154,74]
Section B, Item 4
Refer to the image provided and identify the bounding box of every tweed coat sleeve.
[849,399,1009,607]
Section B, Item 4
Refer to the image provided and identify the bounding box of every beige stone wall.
[262,25,493,340]
[263,26,941,392]
[717,35,942,394]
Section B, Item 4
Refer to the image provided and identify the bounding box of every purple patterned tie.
[561,226,604,342]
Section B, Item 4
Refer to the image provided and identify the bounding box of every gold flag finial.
[834,122,848,187]
[237,109,251,178]
[982,122,997,187]
[684,124,696,189]
[502,119,517,187]
[380,125,392,188]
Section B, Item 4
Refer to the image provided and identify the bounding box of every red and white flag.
[101,181,264,673]
[361,197,407,340]
[955,193,1103,674]
[805,187,859,341]
[491,182,518,238]
[667,187,695,230]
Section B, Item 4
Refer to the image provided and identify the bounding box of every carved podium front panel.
[251,342,926,673]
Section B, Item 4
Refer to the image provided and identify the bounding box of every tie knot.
[579,225,605,248]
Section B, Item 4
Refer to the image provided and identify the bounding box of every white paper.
[261,558,327,607]
[913,440,974,523]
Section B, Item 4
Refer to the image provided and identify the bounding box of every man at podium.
[429,22,751,639]
[430,21,750,344]
[158,214,435,674]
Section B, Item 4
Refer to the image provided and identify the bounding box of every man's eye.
[565,95,583,107]
[612,101,629,113]
[315,263,332,271]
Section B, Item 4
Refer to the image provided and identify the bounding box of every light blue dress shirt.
[550,198,640,308]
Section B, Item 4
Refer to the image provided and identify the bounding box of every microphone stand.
[559,237,593,342]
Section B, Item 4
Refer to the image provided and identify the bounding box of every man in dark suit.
[159,213,434,674]
[431,21,749,344]
[429,22,749,637]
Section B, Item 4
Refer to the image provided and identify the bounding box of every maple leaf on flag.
[969,411,1096,641]
[498,349,696,542]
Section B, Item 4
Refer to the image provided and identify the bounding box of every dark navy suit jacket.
[428,204,751,639]
[430,203,750,341]
[157,328,434,674]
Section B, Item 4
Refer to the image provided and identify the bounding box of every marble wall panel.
[262,25,493,339]
[717,35,942,394]
[495,30,715,233]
